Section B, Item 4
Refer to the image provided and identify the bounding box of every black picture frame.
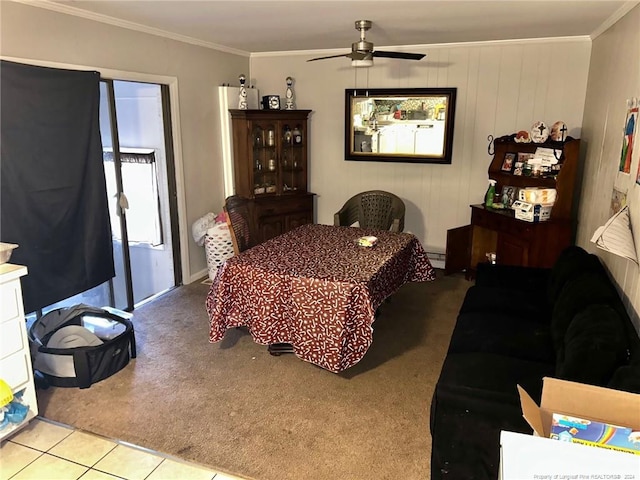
[501,185,519,208]
[345,88,457,164]
[513,160,525,176]
[501,152,516,172]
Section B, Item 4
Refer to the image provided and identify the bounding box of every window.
[103,148,163,246]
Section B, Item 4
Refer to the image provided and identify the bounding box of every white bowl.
[0,243,18,264]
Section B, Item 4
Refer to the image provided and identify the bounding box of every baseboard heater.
[426,250,446,269]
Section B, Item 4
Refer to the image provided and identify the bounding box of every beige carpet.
[36,270,470,480]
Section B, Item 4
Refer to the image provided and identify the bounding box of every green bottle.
[485,180,497,208]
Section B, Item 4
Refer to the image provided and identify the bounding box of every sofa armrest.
[475,263,550,292]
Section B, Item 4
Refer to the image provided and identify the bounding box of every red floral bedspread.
[206,223,435,372]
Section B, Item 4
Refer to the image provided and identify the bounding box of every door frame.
[1,55,190,286]
[101,78,135,310]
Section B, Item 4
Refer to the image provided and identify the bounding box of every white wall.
[578,4,640,326]
[0,1,249,282]
[251,39,591,254]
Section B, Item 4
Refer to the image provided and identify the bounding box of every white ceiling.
[34,0,638,56]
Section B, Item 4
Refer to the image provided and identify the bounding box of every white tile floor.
[0,418,248,480]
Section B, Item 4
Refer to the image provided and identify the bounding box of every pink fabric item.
[215,211,227,224]
[206,223,435,372]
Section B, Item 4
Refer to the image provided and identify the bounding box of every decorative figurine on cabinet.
[550,121,568,142]
[238,74,248,110]
[285,76,295,110]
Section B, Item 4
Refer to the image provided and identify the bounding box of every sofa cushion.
[431,352,553,480]
[550,272,621,351]
[436,352,554,406]
[546,246,606,304]
[458,285,551,323]
[475,262,550,292]
[556,304,629,386]
[447,311,555,364]
[430,383,531,480]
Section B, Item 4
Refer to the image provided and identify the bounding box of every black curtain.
[1,60,114,313]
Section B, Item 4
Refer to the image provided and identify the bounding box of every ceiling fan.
[307,20,426,68]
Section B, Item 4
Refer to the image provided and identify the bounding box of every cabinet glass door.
[251,121,278,195]
[281,122,306,193]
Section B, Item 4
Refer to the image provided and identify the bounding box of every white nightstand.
[0,263,38,441]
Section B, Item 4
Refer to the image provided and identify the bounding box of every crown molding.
[590,1,640,39]
[12,0,250,57]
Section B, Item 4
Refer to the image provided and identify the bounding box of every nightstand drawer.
[0,281,20,323]
[0,319,25,360]
[0,350,30,390]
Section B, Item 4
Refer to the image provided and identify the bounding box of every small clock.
[262,95,280,110]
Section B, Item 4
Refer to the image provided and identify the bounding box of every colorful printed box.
[550,413,640,455]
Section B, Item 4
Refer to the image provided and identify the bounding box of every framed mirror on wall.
[345,88,457,164]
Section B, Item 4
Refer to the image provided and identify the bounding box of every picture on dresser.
[513,160,525,176]
[501,185,518,208]
[501,152,516,172]
[517,152,534,163]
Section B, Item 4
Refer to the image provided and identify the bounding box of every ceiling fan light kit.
[352,58,374,68]
[308,20,426,67]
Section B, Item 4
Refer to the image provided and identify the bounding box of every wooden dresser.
[446,134,580,277]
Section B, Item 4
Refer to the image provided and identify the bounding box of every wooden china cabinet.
[228,109,314,243]
[445,134,581,278]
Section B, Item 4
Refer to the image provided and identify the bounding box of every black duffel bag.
[29,304,136,389]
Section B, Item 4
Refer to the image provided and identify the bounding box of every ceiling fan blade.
[307,53,350,62]
[373,51,426,61]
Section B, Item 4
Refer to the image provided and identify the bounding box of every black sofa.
[430,246,640,480]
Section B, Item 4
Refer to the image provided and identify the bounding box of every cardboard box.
[497,378,640,479]
[519,378,640,439]
[519,377,640,449]
[512,200,552,222]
